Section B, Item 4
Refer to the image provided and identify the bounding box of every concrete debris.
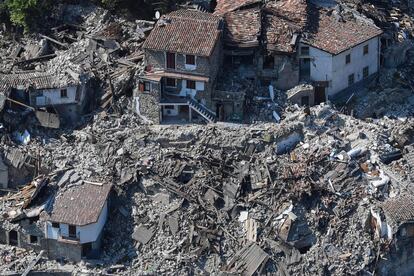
[0,0,412,275]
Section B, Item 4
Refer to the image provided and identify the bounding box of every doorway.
[314,86,326,105]
[8,230,18,246]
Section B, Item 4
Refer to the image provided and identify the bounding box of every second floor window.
[186,55,195,65]
[187,80,196,89]
[346,54,351,64]
[363,45,369,55]
[166,52,175,69]
[166,78,176,87]
[68,225,76,238]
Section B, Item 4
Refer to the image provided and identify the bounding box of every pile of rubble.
[0,100,410,274]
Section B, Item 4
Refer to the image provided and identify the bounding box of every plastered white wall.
[302,36,380,96]
[37,86,78,106]
[46,201,108,244]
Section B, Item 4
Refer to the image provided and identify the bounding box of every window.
[263,55,274,69]
[166,78,176,87]
[185,55,195,65]
[8,230,18,246]
[51,222,59,228]
[363,45,369,55]
[166,52,175,69]
[60,89,68,98]
[144,81,150,92]
[29,235,39,244]
[348,73,355,86]
[68,225,76,238]
[164,105,175,110]
[346,54,351,64]
[301,46,309,56]
[186,80,196,90]
[363,66,369,78]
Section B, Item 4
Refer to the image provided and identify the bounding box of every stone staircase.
[188,98,216,123]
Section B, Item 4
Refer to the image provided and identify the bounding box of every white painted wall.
[78,201,108,243]
[331,37,379,95]
[45,201,108,244]
[36,86,78,106]
[302,36,380,97]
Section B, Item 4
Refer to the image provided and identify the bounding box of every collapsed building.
[135,0,385,123]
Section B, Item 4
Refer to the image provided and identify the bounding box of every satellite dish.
[155,11,161,19]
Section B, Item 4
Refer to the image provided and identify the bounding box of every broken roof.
[0,71,79,95]
[47,183,111,226]
[213,0,261,16]
[302,8,383,55]
[263,0,307,53]
[143,9,222,57]
[222,7,261,48]
[382,195,414,228]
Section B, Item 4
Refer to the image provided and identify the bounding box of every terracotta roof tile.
[48,183,112,226]
[264,0,307,53]
[213,0,261,16]
[223,7,261,47]
[382,195,414,227]
[143,10,222,57]
[302,8,383,55]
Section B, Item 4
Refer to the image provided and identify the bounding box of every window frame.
[185,55,196,66]
[166,52,176,69]
[186,80,196,90]
[60,88,68,98]
[363,66,369,78]
[363,45,369,55]
[348,73,355,86]
[68,225,77,238]
[144,81,150,92]
[345,54,351,65]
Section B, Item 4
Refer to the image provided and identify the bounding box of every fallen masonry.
[0,0,412,275]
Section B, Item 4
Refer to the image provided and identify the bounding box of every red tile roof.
[143,10,222,57]
[223,7,261,47]
[214,0,261,16]
[48,183,112,226]
[264,0,307,53]
[302,8,383,55]
[382,195,414,227]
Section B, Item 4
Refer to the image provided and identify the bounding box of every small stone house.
[43,183,112,261]
[135,9,223,123]
[0,71,90,123]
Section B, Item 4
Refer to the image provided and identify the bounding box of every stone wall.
[257,54,300,90]
[134,82,161,124]
[44,238,82,262]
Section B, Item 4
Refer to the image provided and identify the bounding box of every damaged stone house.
[135,9,223,124]
[299,8,383,102]
[0,71,91,126]
[135,1,384,123]
[0,175,112,262]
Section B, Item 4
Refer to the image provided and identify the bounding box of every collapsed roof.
[263,0,308,53]
[214,0,262,48]
[382,195,414,230]
[143,9,222,57]
[301,7,383,55]
[0,71,80,95]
